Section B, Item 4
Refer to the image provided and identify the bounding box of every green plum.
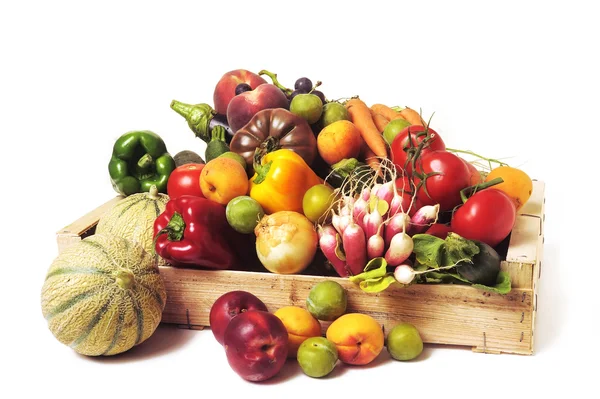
[290,93,323,124]
[297,336,339,378]
[320,101,350,127]
[386,322,424,361]
[306,280,347,321]
[225,196,265,234]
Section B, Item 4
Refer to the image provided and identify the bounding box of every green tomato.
[302,184,336,223]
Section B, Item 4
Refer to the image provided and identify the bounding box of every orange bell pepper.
[250,149,322,214]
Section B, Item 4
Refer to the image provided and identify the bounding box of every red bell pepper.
[153,195,238,269]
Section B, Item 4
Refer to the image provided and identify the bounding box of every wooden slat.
[55,196,123,252]
[159,267,535,355]
[506,180,544,263]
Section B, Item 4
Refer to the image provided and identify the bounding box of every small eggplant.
[455,240,501,286]
[170,100,234,144]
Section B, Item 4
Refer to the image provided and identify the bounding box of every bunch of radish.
[318,162,440,279]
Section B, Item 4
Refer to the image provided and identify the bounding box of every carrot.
[345,98,388,159]
[362,145,381,172]
[370,103,405,121]
[397,106,425,126]
[371,111,390,133]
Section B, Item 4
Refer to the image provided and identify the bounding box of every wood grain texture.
[55,182,545,355]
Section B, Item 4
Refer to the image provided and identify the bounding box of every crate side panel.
[159,267,534,354]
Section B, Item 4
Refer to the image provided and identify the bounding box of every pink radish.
[318,224,337,240]
[360,187,371,202]
[394,263,416,285]
[371,183,382,197]
[319,226,350,277]
[332,213,352,236]
[384,212,411,247]
[363,206,383,240]
[367,224,385,259]
[375,180,395,206]
[408,204,440,235]
[352,196,369,225]
[340,196,355,216]
[342,220,367,276]
[385,232,414,266]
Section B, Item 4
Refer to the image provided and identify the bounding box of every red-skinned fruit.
[223,310,289,382]
[209,291,268,346]
[226,84,290,133]
[413,150,471,212]
[451,188,517,248]
[213,69,267,115]
[390,125,446,176]
[425,223,453,239]
[166,163,205,199]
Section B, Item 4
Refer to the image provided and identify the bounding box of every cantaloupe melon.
[41,234,167,356]
[96,185,169,265]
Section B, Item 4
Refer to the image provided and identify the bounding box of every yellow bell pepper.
[250,149,322,214]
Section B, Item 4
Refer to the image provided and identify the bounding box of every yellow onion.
[254,211,318,274]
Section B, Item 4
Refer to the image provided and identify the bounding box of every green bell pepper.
[108,130,176,196]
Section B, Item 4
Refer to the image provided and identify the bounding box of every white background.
[1,1,594,398]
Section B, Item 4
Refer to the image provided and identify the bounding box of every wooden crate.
[56,181,545,355]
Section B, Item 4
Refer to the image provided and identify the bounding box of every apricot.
[317,120,362,165]
[200,157,249,205]
[485,166,533,210]
[326,313,384,365]
[274,306,322,358]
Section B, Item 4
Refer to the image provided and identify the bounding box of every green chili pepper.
[108,130,176,196]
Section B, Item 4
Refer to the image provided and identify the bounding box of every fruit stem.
[459,177,504,203]
[258,69,293,96]
[308,81,322,94]
[446,148,510,171]
[147,185,160,200]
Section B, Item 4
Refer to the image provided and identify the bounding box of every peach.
[213,69,267,115]
[226,83,289,133]
[317,120,363,165]
[273,306,322,358]
[200,157,249,205]
[325,313,384,365]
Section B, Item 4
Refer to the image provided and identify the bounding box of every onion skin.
[254,211,318,274]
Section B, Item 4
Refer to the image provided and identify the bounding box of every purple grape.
[313,90,326,104]
[289,89,302,101]
[235,83,252,95]
[294,77,313,93]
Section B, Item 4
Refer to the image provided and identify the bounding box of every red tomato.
[459,157,483,186]
[413,150,471,212]
[390,125,446,176]
[451,188,516,248]
[167,163,205,199]
[425,223,453,239]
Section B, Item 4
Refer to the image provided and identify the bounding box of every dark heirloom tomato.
[229,108,317,171]
[451,188,517,248]
[390,125,446,176]
[413,150,471,212]
[166,163,205,199]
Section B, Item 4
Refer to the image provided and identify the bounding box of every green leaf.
[472,271,512,295]
[442,233,480,267]
[348,257,387,284]
[359,275,397,293]
[412,234,445,268]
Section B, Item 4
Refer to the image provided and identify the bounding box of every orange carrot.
[371,112,390,133]
[362,145,381,171]
[398,106,425,126]
[370,103,405,121]
[345,98,388,159]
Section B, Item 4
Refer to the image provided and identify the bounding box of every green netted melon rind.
[95,190,170,266]
[40,234,167,356]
